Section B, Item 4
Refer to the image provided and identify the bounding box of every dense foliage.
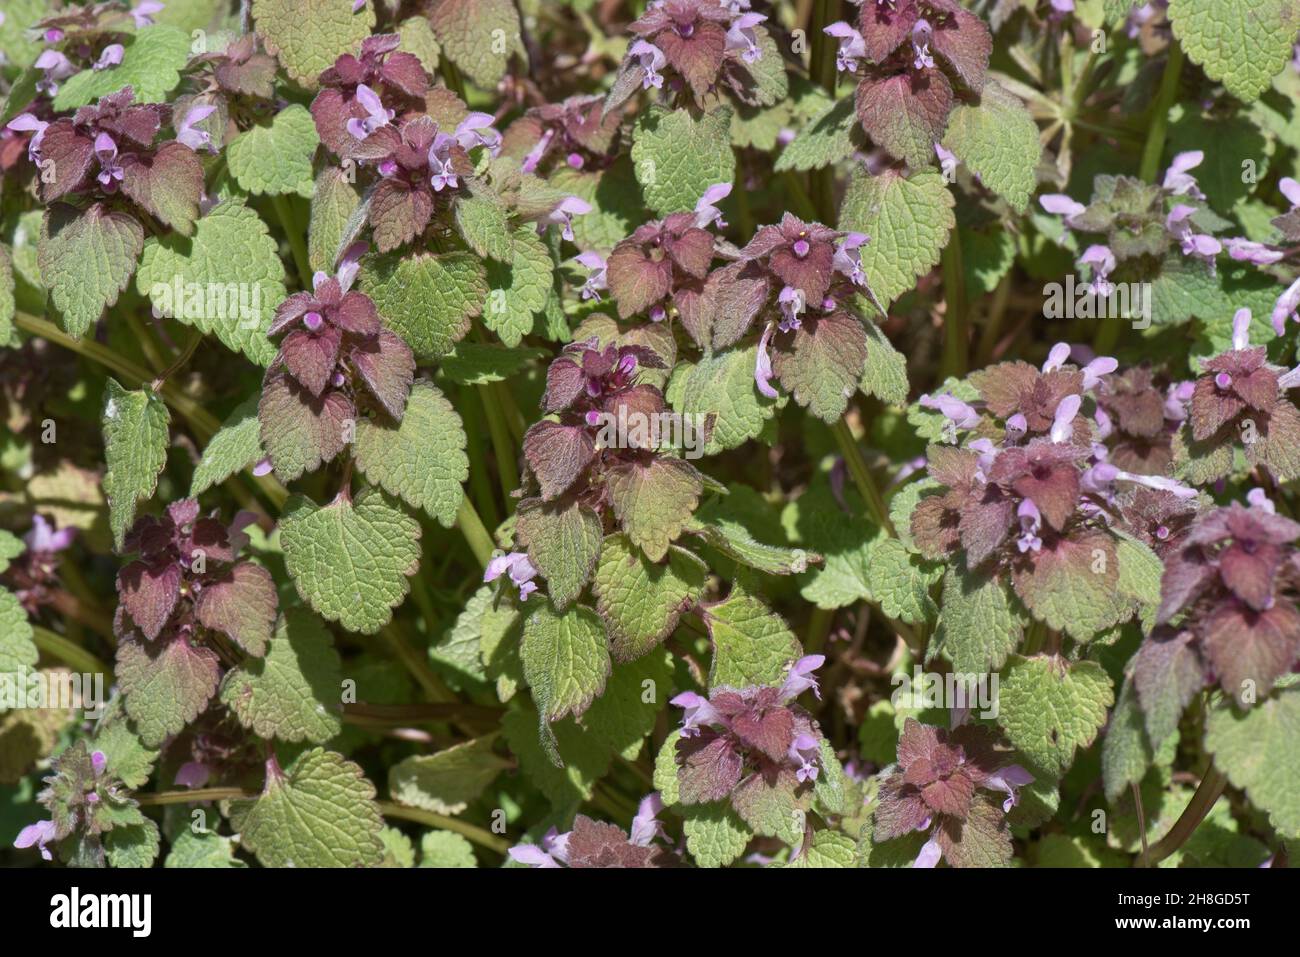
[1,0,1298,870]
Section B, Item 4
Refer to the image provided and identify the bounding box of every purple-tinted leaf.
[119,142,203,236]
[369,177,434,253]
[258,371,356,482]
[350,328,416,421]
[281,324,343,397]
[523,420,597,501]
[606,243,675,319]
[856,69,953,169]
[1202,600,1300,705]
[117,559,181,641]
[676,731,745,804]
[195,561,278,657]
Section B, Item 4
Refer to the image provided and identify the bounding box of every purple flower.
[694,182,732,230]
[1039,193,1086,223]
[175,102,217,152]
[508,827,571,868]
[824,22,867,73]
[779,654,825,702]
[540,196,591,243]
[1224,238,1284,266]
[629,793,666,846]
[312,241,367,295]
[1165,380,1194,421]
[1167,205,1221,263]
[1162,150,1205,199]
[670,690,724,736]
[91,750,107,776]
[34,50,75,96]
[1041,341,1072,374]
[630,40,667,90]
[1016,498,1043,553]
[6,113,50,162]
[726,12,766,64]
[913,837,943,868]
[777,285,804,330]
[130,1,165,29]
[94,133,124,191]
[520,127,554,173]
[919,392,980,431]
[1078,244,1116,297]
[985,765,1034,813]
[93,44,124,71]
[573,251,607,301]
[427,133,459,191]
[1050,393,1082,443]
[174,760,211,789]
[1231,307,1252,351]
[453,112,502,153]
[1280,176,1300,210]
[1272,276,1300,335]
[1005,413,1027,439]
[1081,355,1118,390]
[1246,487,1276,514]
[14,819,57,861]
[484,551,539,601]
[755,324,778,399]
[832,232,869,286]
[789,733,821,783]
[346,84,395,141]
[1113,469,1198,499]
[353,0,367,12]
[24,514,74,553]
[911,19,935,70]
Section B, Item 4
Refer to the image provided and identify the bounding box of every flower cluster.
[508,794,677,868]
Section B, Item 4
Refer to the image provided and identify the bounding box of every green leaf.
[226,104,320,198]
[429,0,523,90]
[190,397,262,496]
[1117,532,1164,633]
[354,380,467,527]
[136,200,285,365]
[684,516,815,577]
[594,535,707,661]
[785,482,881,609]
[0,0,44,71]
[361,251,487,360]
[219,607,343,743]
[455,190,514,262]
[520,603,611,723]
[165,830,247,868]
[1103,679,1159,802]
[39,203,144,338]
[398,16,441,74]
[53,26,191,110]
[516,499,603,611]
[420,830,477,867]
[117,637,221,746]
[1011,531,1130,640]
[550,158,644,252]
[682,801,753,868]
[866,537,941,625]
[308,167,362,274]
[389,735,510,815]
[930,567,1023,673]
[582,650,674,759]
[706,585,801,690]
[0,588,37,674]
[483,227,552,346]
[631,106,736,218]
[860,317,909,405]
[280,490,422,634]
[839,167,955,309]
[997,654,1114,774]
[1169,0,1300,102]
[104,819,161,868]
[774,96,858,172]
[0,247,14,343]
[253,0,375,88]
[786,829,858,868]
[230,747,385,867]
[92,716,158,791]
[102,378,170,550]
[605,456,703,562]
[438,341,545,385]
[0,531,22,575]
[502,705,611,806]
[941,82,1042,212]
[1205,688,1300,838]
[653,729,683,805]
[668,346,778,455]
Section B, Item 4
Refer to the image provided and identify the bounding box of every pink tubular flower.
[508,827,571,868]
[984,765,1034,813]
[345,84,394,141]
[34,50,75,96]
[131,0,164,28]
[833,232,869,286]
[911,19,935,70]
[539,196,591,243]
[1280,176,1300,210]
[1272,277,1300,335]
[1162,150,1205,199]
[175,102,217,152]
[779,654,825,702]
[452,112,502,153]
[6,113,50,162]
[1039,193,1086,222]
[629,40,667,90]
[913,836,943,868]
[312,240,367,295]
[1113,469,1198,499]
[1078,245,1116,297]
[777,285,804,330]
[1231,307,1252,351]
[921,392,981,432]
[520,127,554,173]
[174,760,211,789]
[1041,341,1072,374]
[427,133,458,192]
[1224,238,1284,266]
[725,12,766,64]
[573,251,607,301]
[670,691,724,736]
[629,793,667,847]
[1016,498,1043,553]
[788,733,821,783]
[1081,356,1118,390]
[1246,488,1276,513]
[483,551,539,601]
[1050,393,1082,443]
[94,133,124,191]
[824,22,867,73]
[24,514,74,553]
[694,182,732,230]
[755,323,778,398]
[93,44,124,71]
[14,819,57,861]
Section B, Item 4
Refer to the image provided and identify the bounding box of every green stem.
[492,381,527,445]
[807,0,839,223]
[976,272,1013,367]
[456,496,495,569]
[459,390,501,530]
[341,702,504,725]
[830,418,896,536]
[270,195,312,288]
[380,622,452,702]
[31,627,114,681]
[125,310,168,374]
[940,234,969,379]
[806,607,834,655]
[1141,764,1229,867]
[136,787,253,806]
[1138,41,1183,183]
[477,384,519,510]
[377,801,509,854]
